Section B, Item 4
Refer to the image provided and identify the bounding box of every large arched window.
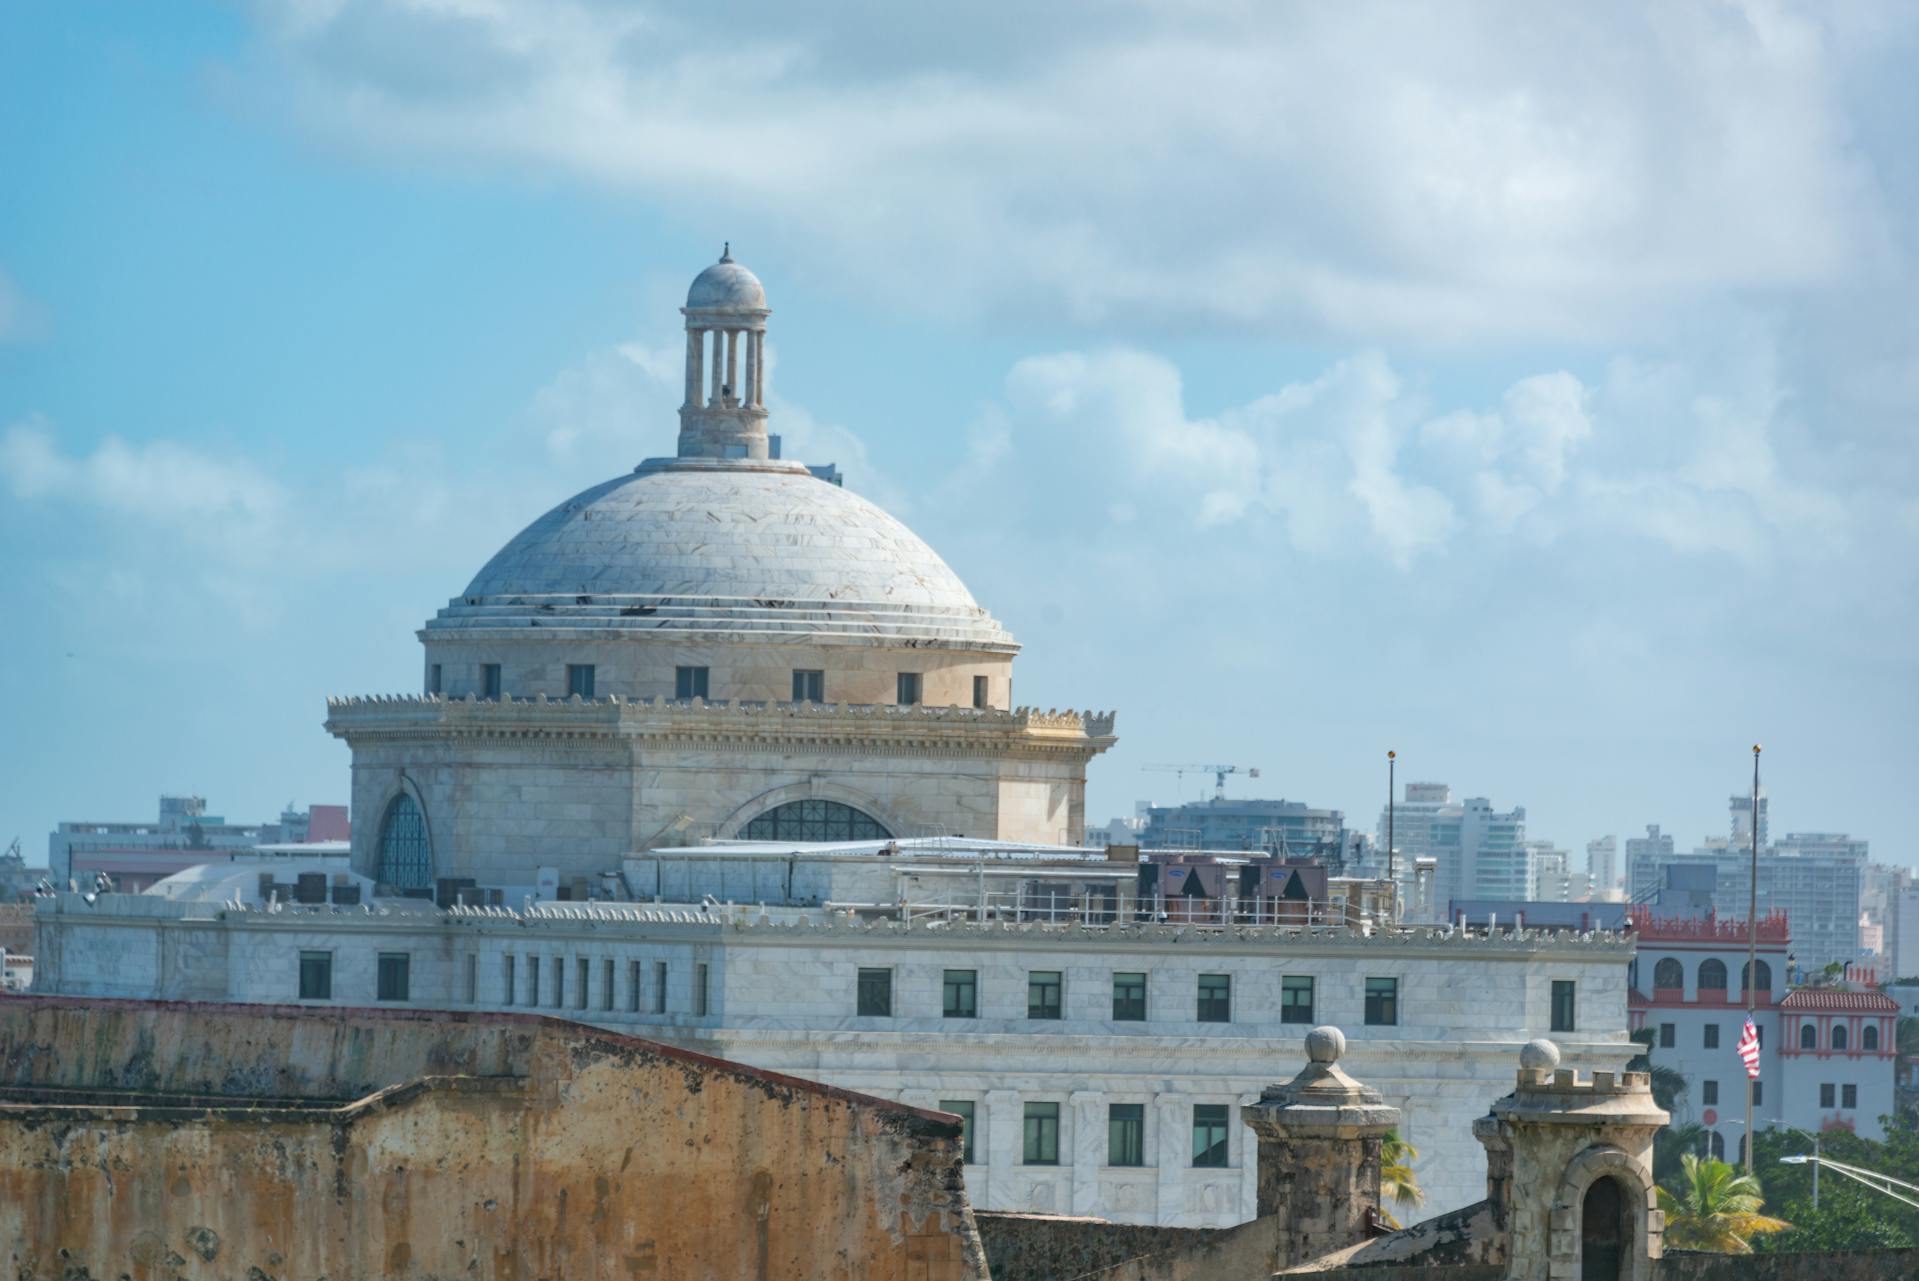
[1864,1023,1880,1052]
[741,799,890,843]
[1653,958,1684,989]
[1697,959,1728,990]
[1800,1022,1817,1049]
[376,792,433,891]
[1742,960,1771,995]
[1832,1023,1849,1052]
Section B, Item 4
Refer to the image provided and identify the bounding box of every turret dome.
[686,247,766,311]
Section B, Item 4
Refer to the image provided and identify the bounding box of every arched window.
[376,792,432,891]
[1742,960,1771,995]
[1697,959,1728,990]
[1864,1023,1880,1052]
[1832,1023,1849,1052]
[740,799,890,843]
[1653,958,1684,989]
[1800,1022,1816,1049]
[1707,1130,1727,1160]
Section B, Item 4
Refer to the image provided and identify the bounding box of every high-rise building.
[1586,835,1618,896]
[1139,797,1361,867]
[1527,842,1575,902]
[1381,785,1528,911]
[1729,791,1770,847]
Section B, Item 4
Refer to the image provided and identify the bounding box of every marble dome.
[425,462,1018,652]
[685,253,766,310]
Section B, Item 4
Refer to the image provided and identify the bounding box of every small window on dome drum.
[427,664,441,696]
[675,666,709,700]
[566,664,595,699]
[973,675,989,709]
[481,664,502,700]
[897,672,922,706]
[792,669,824,703]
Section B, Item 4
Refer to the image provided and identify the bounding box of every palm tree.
[1377,1129,1424,1228]
[1628,1027,1690,1112]
[1656,1153,1789,1253]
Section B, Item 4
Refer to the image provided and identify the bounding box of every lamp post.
[1745,744,1761,1173]
[1783,1125,1822,1209]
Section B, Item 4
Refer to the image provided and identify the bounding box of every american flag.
[1736,1017,1761,1079]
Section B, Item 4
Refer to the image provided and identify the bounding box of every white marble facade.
[34,893,1634,1226]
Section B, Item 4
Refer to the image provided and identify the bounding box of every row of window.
[1696,1080,1859,1112]
[937,1099,1233,1168]
[297,950,711,1016]
[1653,1019,1883,1055]
[429,663,991,709]
[1647,957,1772,993]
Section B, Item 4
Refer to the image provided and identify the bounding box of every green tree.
[1378,1128,1424,1229]
[1756,1195,1913,1253]
[1653,1123,1708,1187]
[1656,1154,1789,1253]
[1627,1027,1689,1112]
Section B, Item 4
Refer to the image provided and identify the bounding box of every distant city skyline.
[3,5,1916,868]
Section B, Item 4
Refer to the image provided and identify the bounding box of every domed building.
[327,251,1117,897]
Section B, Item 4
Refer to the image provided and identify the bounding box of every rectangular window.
[943,969,978,1018]
[504,954,516,1007]
[792,669,825,703]
[941,1099,977,1164]
[1028,971,1063,1020]
[695,963,709,1016]
[1843,1083,1857,1109]
[553,956,565,1008]
[1108,1103,1145,1167]
[1365,977,1399,1026]
[972,675,989,709]
[1704,1023,1720,1049]
[1192,1104,1230,1168]
[428,664,442,695]
[654,960,668,1013]
[1281,976,1315,1025]
[298,950,332,1000]
[1754,1080,1762,1106]
[1113,972,1147,1021]
[675,665,709,700]
[1702,1080,1718,1105]
[576,957,590,1010]
[602,958,614,1011]
[1551,980,1576,1033]
[465,953,478,1004]
[628,960,642,1013]
[1023,1102,1060,1165]
[897,672,922,706]
[1659,1022,1676,1048]
[527,956,541,1006]
[481,663,502,700]
[1821,1082,1836,1109]
[376,953,410,1002]
[858,967,893,1017]
[566,664,596,699]
[1197,974,1232,1023]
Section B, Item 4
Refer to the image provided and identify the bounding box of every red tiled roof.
[1779,988,1900,1012]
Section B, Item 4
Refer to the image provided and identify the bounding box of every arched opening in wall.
[1801,1022,1817,1049]
[1864,1023,1880,1051]
[1653,957,1683,989]
[1742,959,1771,996]
[1697,958,1727,991]
[1580,1174,1629,1281]
[741,799,890,843]
[376,792,433,895]
[1707,1130,1727,1160]
[1832,1023,1849,1052]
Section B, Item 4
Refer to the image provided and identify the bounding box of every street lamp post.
[1783,1126,1822,1210]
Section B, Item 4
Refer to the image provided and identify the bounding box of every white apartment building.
[1378,784,1530,915]
[1629,837,1867,972]
[31,842,1636,1228]
[1587,836,1619,896]
[1628,911,1895,1152]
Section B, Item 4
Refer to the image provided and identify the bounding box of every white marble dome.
[686,256,766,310]
[425,462,1017,652]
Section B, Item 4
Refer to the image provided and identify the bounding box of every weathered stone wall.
[1655,1249,1919,1280]
[0,996,985,1281]
[976,1212,1214,1281]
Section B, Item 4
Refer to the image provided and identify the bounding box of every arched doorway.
[1581,1176,1627,1281]
[376,792,433,895]
[740,799,889,842]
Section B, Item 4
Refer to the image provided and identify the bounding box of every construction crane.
[1143,764,1259,801]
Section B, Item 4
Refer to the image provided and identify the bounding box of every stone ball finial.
[1519,1038,1561,1071]
[1306,1025,1346,1064]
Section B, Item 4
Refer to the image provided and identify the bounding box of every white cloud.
[223,0,1911,341]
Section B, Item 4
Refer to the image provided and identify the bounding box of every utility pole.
[1745,744,1761,1173]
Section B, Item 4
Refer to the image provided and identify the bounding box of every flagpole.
[1386,750,1397,923]
[1745,743,1761,1172]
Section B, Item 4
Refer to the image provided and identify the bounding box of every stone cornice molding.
[323,694,1118,761]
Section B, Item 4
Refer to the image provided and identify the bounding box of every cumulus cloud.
[223,0,1910,341]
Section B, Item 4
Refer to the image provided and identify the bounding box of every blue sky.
[2,2,1916,866]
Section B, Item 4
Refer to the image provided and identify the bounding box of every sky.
[2,1,1916,868]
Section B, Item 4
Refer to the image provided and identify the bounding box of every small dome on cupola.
[685,244,766,310]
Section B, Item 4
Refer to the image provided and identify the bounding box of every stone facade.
[0,996,985,1281]
[34,891,1636,1227]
